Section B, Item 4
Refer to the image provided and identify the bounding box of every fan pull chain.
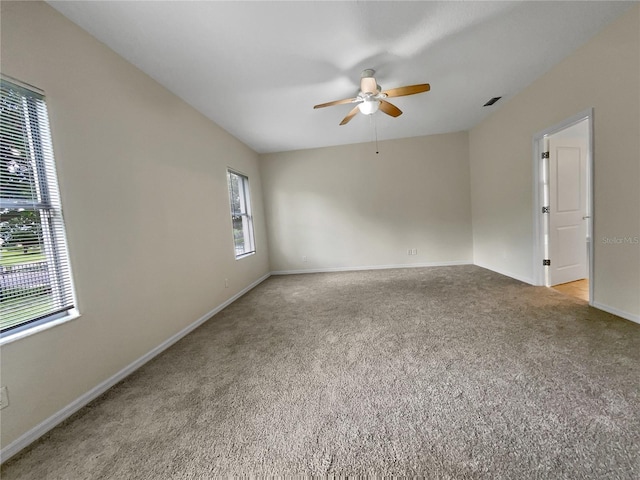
[371,113,379,154]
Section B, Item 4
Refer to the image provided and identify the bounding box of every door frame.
[532,108,594,304]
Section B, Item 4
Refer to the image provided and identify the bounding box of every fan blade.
[379,100,402,117]
[339,106,360,125]
[381,83,430,98]
[314,97,358,109]
[360,76,377,94]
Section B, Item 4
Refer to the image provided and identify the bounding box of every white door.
[548,136,588,285]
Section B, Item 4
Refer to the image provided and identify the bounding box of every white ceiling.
[47,1,632,154]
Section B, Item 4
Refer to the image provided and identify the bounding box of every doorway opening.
[532,109,593,303]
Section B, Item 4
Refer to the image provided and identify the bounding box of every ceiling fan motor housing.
[360,70,380,95]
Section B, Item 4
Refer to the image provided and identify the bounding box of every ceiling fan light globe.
[358,99,380,115]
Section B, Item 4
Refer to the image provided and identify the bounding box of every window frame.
[226,169,256,259]
[0,76,78,340]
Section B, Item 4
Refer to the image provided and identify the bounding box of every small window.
[227,169,255,258]
[1,78,76,335]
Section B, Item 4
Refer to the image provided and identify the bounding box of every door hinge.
[543,259,551,266]
[542,206,550,214]
[541,151,549,159]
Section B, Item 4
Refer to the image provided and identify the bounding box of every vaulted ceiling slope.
[48,1,632,154]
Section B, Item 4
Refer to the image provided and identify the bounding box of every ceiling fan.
[313,69,430,125]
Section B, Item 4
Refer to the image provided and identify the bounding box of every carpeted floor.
[2,265,639,478]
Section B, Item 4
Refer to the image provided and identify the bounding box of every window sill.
[0,309,82,346]
[235,251,256,260]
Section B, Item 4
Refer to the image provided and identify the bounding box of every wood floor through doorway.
[552,278,589,301]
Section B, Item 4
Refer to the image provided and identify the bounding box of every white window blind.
[0,78,76,334]
[227,170,255,258]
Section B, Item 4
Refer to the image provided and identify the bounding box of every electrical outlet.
[408,249,412,255]
[0,386,9,410]
[302,256,308,262]
[412,248,418,255]
[224,278,229,288]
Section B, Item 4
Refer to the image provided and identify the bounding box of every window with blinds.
[227,170,255,258]
[0,78,76,334]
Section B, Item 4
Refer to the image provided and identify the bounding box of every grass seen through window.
[0,247,53,330]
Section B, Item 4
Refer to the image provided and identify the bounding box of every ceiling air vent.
[483,96,502,106]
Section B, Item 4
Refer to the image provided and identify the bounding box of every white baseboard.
[0,272,271,464]
[271,260,471,276]
[473,261,534,285]
[591,301,640,325]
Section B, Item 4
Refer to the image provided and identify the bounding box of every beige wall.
[470,5,639,317]
[0,1,269,449]
[260,132,473,272]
